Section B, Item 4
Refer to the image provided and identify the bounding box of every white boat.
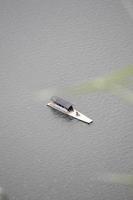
[47,96,93,124]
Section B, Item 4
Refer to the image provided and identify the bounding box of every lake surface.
[0,1,133,199]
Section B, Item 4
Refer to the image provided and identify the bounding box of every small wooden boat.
[47,96,93,124]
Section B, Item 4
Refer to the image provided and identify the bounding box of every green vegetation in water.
[36,65,133,104]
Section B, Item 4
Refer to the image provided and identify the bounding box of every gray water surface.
[0,1,133,200]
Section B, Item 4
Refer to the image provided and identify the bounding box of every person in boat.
[76,111,80,116]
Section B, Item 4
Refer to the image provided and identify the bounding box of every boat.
[47,96,93,124]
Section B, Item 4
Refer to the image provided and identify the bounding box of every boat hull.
[47,102,93,124]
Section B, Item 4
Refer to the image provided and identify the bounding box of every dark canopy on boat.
[51,96,73,111]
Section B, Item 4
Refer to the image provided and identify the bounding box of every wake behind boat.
[47,96,93,124]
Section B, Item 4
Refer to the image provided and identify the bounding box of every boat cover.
[51,96,73,111]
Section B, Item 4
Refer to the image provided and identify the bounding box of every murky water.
[0,1,133,200]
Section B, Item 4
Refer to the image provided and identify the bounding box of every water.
[0,1,133,199]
